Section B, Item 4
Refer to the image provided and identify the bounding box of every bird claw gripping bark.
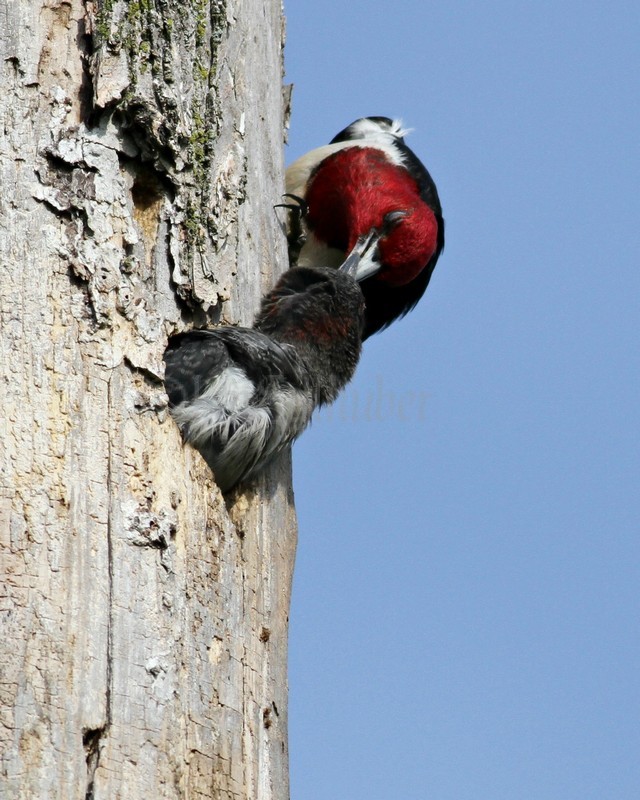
[275,193,309,267]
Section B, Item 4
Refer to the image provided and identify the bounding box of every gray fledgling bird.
[164,215,402,492]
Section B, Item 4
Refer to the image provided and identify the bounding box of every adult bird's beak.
[338,210,408,282]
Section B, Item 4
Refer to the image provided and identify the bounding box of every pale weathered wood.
[0,1,295,797]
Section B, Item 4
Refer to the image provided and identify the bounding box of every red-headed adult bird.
[286,116,444,338]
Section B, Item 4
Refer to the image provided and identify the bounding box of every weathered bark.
[0,1,295,798]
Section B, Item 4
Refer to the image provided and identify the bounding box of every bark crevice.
[82,726,106,800]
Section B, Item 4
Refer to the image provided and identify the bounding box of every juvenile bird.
[285,116,444,338]
[164,217,401,492]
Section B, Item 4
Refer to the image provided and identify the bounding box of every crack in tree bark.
[82,726,105,800]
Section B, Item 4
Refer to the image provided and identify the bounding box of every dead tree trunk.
[0,1,295,798]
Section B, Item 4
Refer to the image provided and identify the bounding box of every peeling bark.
[1,1,295,798]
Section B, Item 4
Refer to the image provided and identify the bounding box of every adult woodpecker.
[164,215,402,492]
[285,116,444,338]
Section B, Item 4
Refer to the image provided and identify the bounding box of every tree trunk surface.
[0,1,295,798]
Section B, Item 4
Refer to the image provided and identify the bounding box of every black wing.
[361,213,445,338]
[164,327,308,405]
[164,329,235,406]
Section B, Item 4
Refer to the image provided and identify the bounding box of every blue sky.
[283,2,639,798]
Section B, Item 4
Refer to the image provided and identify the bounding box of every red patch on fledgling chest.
[305,147,439,286]
[285,313,355,345]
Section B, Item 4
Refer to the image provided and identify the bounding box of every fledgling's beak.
[338,210,408,282]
